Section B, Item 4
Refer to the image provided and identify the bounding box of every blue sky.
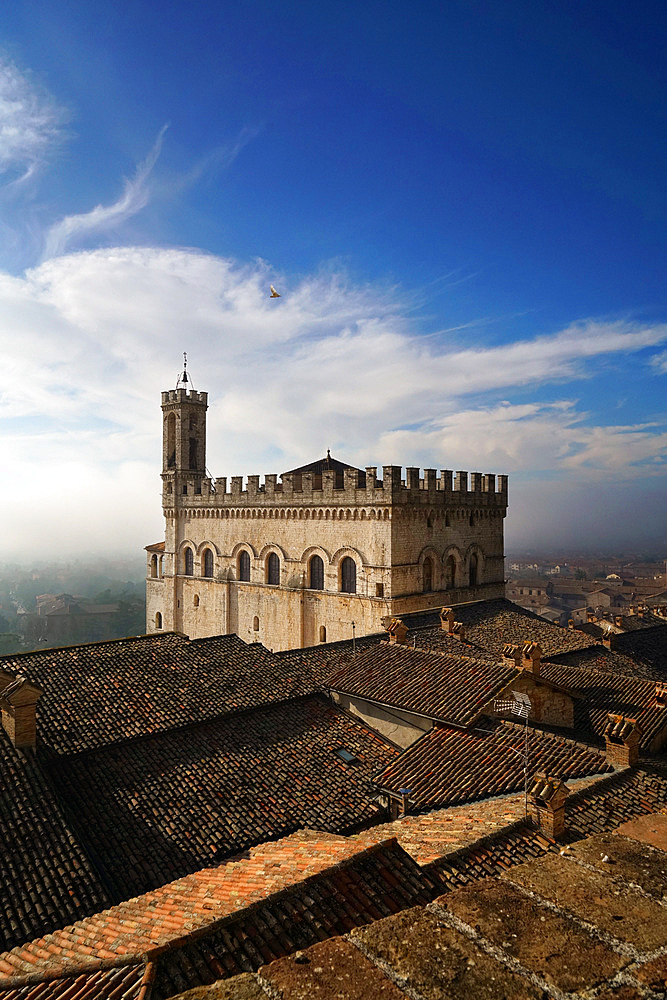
[0,0,665,558]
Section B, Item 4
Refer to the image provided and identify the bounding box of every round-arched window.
[183,547,193,576]
[423,556,433,593]
[469,553,479,587]
[340,557,356,594]
[309,554,324,590]
[155,612,162,629]
[238,550,251,581]
[446,555,456,590]
[150,554,158,578]
[203,548,214,578]
[267,552,280,586]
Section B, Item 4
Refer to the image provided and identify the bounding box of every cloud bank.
[1,246,666,559]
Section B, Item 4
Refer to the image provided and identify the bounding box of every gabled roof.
[374,719,612,810]
[0,834,437,996]
[0,731,110,954]
[540,660,667,748]
[46,695,399,900]
[611,624,667,676]
[398,599,596,659]
[0,633,321,756]
[282,453,361,476]
[327,643,513,726]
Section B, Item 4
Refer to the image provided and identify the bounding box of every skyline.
[1,1,666,559]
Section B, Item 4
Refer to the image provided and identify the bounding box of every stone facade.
[146,382,508,650]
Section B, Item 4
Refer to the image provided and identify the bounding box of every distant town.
[0,550,664,656]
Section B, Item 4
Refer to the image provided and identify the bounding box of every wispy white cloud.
[0,246,665,557]
[651,349,667,375]
[0,55,66,186]
[42,126,168,259]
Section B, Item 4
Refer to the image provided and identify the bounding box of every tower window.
[253,616,260,631]
[238,550,251,582]
[267,552,280,585]
[194,594,200,608]
[340,557,356,594]
[469,553,479,587]
[189,437,198,470]
[319,625,327,643]
[203,548,214,578]
[446,555,456,590]
[183,547,193,576]
[150,554,158,579]
[155,612,162,630]
[309,554,324,590]
[423,556,433,593]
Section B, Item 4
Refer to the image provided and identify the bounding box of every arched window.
[150,554,158,579]
[158,555,163,578]
[203,548,214,578]
[340,556,356,594]
[469,553,478,587]
[238,550,251,582]
[446,555,456,590]
[166,413,176,469]
[423,557,433,593]
[267,552,280,586]
[309,554,324,590]
[319,625,327,643]
[193,594,200,608]
[155,612,162,629]
[183,547,193,576]
[253,616,260,631]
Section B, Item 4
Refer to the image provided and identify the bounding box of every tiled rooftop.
[540,660,667,749]
[327,643,514,726]
[0,731,110,954]
[0,634,321,756]
[47,695,399,900]
[399,599,596,658]
[0,964,150,1000]
[374,719,612,809]
[611,623,667,677]
[0,835,437,997]
[546,644,661,681]
[191,815,667,1000]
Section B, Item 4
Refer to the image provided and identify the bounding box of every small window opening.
[319,625,327,642]
[469,553,478,587]
[253,615,260,631]
[376,582,384,598]
[150,554,158,578]
[334,747,358,763]
[155,612,162,629]
[189,437,198,470]
[194,594,200,608]
[446,555,456,589]
[423,556,433,593]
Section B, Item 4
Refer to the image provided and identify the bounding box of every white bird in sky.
[270,285,281,298]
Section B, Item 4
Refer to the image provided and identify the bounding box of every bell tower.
[161,354,208,502]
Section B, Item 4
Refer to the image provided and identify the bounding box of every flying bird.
[270,285,281,298]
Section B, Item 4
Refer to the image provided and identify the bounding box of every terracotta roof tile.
[327,643,513,725]
[46,696,399,901]
[0,964,148,1000]
[0,732,111,954]
[374,720,612,809]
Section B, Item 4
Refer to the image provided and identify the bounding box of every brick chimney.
[451,621,466,641]
[386,617,408,645]
[0,674,43,751]
[604,714,641,767]
[521,641,542,677]
[502,643,522,668]
[655,684,667,710]
[440,607,455,634]
[529,773,568,839]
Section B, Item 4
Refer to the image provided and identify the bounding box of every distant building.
[145,371,508,650]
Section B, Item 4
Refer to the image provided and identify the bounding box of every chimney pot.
[0,674,43,751]
[440,607,455,634]
[604,713,641,767]
[529,772,568,839]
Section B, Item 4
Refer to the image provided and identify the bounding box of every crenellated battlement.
[164,465,508,509]
[161,388,208,406]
